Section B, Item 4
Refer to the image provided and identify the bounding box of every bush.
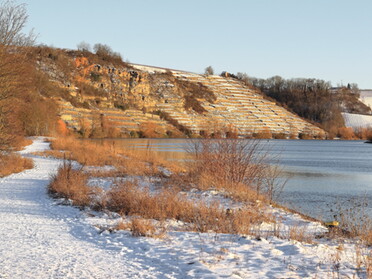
[338,127,355,140]
[299,133,313,140]
[254,128,272,139]
[48,161,91,207]
[93,43,123,64]
[106,181,269,234]
[0,153,34,177]
[204,66,214,76]
[130,218,156,237]
[139,121,165,138]
[186,139,275,201]
[273,133,287,139]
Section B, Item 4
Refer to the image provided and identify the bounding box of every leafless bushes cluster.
[48,136,182,176]
[185,138,286,203]
[0,152,33,177]
[330,197,372,246]
[48,161,92,207]
[93,180,269,235]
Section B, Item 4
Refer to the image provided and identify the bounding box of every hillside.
[32,47,324,138]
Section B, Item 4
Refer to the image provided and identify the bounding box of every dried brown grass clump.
[185,138,284,204]
[331,197,372,246]
[106,182,193,220]
[48,161,91,207]
[14,138,33,151]
[49,136,183,176]
[0,153,34,177]
[106,181,270,235]
[287,225,314,244]
[51,137,119,166]
[130,218,156,237]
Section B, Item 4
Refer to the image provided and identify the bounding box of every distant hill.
[31,47,324,139]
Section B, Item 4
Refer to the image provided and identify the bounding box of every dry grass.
[330,197,372,246]
[51,137,119,166]
[48,161,92,207]
[14,138,33,151]
[0,153,34,177]
[130,218,157,237]
[49,136,184,176]
[287,225,314,244]
[182,138,284,204]
[114,220,130,231]
[105,181,270,234]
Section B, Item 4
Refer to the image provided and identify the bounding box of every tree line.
[233,73,370,137]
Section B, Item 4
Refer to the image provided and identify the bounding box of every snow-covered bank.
[0,138,370,278]
[343,112,372,129]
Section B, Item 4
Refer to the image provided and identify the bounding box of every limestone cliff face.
[36,49,324,138]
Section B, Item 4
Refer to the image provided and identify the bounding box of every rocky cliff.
[34,48,324,138]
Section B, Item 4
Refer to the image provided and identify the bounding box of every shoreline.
[0,137,370,278]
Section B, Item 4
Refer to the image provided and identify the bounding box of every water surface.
[91,138,372,220]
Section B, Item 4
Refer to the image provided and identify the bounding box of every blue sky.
[22,0,372,88]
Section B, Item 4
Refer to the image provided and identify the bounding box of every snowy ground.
[0,138,369,278]
[343,112,372,129]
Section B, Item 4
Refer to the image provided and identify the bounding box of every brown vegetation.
[48,136,183,175]
[0,153,34,177]
[130,218,157,237]
[185,139,277,202]
[105,181,269,234]
[337,127,356,140]
[139,121,166,138]
[48,161,92,207]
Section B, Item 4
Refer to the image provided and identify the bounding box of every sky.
[21,0,372,88]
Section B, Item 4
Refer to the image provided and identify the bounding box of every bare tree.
[93,43,123,63]
[204,66,214,76]
[0,0,36,46]
[77,41,91,52]
[0,0,34,150]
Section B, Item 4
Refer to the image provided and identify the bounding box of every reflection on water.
[89,138,372,220]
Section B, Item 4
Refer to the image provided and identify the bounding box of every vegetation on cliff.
[233,73,371,137]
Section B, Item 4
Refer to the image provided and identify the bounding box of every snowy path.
[0,139,154,279]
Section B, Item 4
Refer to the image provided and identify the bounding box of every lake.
[90,138,372,221]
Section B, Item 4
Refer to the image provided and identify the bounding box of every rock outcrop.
[36,49,324,138]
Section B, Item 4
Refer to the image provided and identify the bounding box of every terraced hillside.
[35,49,324,138]
[164,70,323,136]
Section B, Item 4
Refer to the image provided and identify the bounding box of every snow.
[342,112,372,129]
[0,137,370,278]
[360,90,372,108]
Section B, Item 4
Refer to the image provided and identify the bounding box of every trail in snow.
[0,138,368,279]
[0,139,155,279]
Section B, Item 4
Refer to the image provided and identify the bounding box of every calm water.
[91,138,372,220]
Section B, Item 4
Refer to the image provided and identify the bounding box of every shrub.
[254,128,272,139]
[204,66,214,76]
[0,153,34,177]
[48,161,91,207]
[139,121,165,138]
[338,127,355,140]
[186,139,280,201]
[90,71,102,82]
[106,181,269,234]
[130,218,156,237]
[299,133,313,140]
[93,43,123,64]
[273,133,287,139]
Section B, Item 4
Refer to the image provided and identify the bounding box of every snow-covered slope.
[342,112,372,128]
[0,138,369,278]
[360,90,372,108]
